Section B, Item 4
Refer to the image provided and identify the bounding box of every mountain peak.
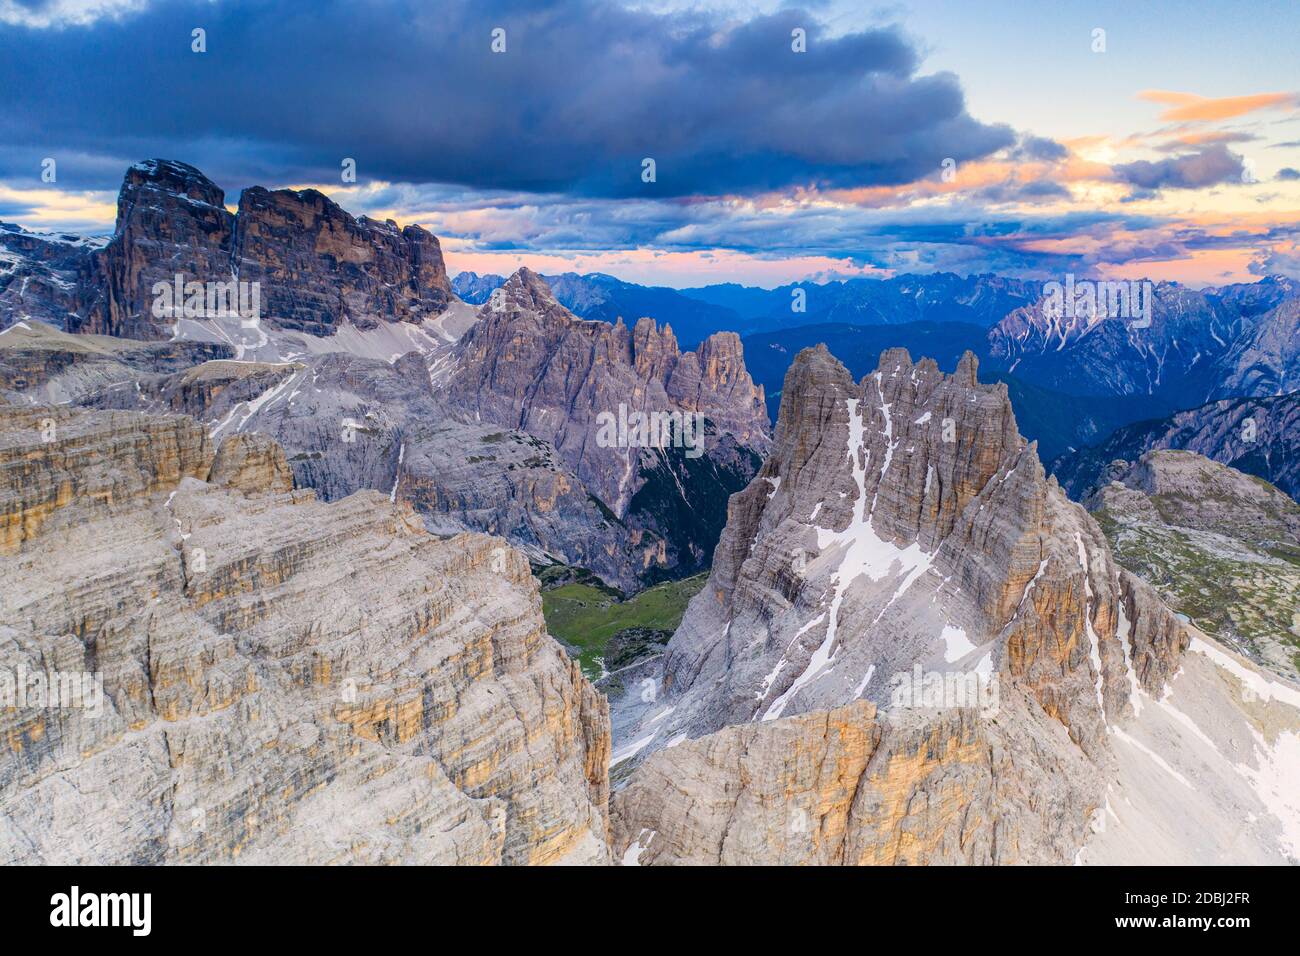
[122,158,225,209]
[496,267,562,313]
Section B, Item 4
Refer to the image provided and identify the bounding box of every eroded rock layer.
[57,159,453,340]
[609,346,1190,864]
[0,402,609,864]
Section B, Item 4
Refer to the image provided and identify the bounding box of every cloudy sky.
[2,0,1298,286]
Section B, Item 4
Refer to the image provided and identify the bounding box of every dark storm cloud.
[0,0,1014,198]
[1277,167,1300,180]
[1112,144,1245,191]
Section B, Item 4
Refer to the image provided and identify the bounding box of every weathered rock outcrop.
[613,699,1097,865]
[56,159,453,340]
[79,344,668,593]
[0,403,610,864]
[449,268,769,504]
[233,186,452,335]
[76,160,237,340]
[1088,450,1300,680]
[447,268,770,579]
[0,319,234,405]
[609,346,1193,864]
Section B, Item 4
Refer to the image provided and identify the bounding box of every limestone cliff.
[609,346,1202,865]
[446,268,770,578]
[0,402,609,864]
[61,159,453,340]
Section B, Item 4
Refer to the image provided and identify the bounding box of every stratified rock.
[447,268,769,578]
[0,319,238,408]
[234,186,452,335]
[0,403,610,864]
[209,431,293,494]
[62,159,453,340]
[613,699,1096,865]
[609,346,1191,865]
[0,404,213,554]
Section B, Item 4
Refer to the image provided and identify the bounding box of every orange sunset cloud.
[1137,89,1300,122]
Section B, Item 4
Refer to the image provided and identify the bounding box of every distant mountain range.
[451,270,1044,349]
[453,269,1300,466]
[680,272,1043,327]
[986,276,1298,408]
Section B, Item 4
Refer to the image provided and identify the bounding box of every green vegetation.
[1095,509,1300,679]
[539,567,708,680]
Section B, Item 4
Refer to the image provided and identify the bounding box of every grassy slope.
[1095,509,1300,677]
[541,571,707,680]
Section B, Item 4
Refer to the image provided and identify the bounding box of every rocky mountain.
[1086,450,1300,680]
[451,271,506,304]
[986,276,1297,406]
[0,402,610,864]
[16,329,663,594]
[1054,391,1300,502]
[605,346,1300,865]
[453,271,745,351]
[231,182,453,336]
[0,223,105,329]
[738,320,1180,463]
[445,268,771,580]
[0,159,455,340]
[1211,292,1300,399]
[0,161,781,593]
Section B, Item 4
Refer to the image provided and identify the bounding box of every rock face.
[446,268,770,579]
[1087,450,1300,680]
[233,186,452,335]
[1054,391,1300,502]
[609,346,1195,865]
[449,268,769,507]
[0,224,105,329]
[0,319,234,406]
[76,160,238,340]
[77,345,667,593]
[0,403,610,864]
[25,159,454,340]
